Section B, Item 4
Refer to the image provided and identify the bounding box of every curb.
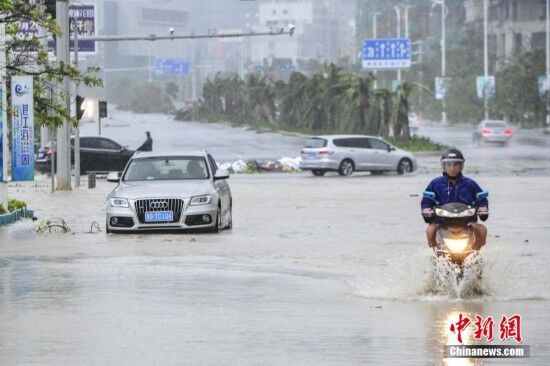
[0,209,35,226]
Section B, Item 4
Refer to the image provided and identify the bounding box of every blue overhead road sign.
[362,38,411,69]
[155,58,190,75]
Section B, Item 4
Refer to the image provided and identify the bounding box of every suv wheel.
[312,170,325,176]
[211,207,221,233]
[397,159,412,175]
[338,159,354,176]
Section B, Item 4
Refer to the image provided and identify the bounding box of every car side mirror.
[214,169,230,180]
[388,146,396,152]
[107,171,121,183]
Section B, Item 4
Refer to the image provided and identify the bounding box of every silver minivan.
[299,135,417,176]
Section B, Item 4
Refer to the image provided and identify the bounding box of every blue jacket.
[421,173,489,212]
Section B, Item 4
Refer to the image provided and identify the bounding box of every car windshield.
[304,138,327,148]
[123,156,209,181]
[485,121,507,128]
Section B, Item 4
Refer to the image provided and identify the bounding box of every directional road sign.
[362,38,411,69]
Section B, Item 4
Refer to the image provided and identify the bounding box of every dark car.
[36,136,135,174]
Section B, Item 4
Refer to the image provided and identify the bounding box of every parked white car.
[106,151,232,233]
[299,135,417,176]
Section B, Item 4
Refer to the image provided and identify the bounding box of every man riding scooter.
[421,148,489,250]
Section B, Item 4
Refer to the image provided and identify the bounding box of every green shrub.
[386,135,447,152]
[8,199,27,212]
[0,203,5,215]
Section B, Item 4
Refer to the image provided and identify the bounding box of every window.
[123,156,209,181]
[304,138,327,148]
[541,0,546,21]
[333,138,354,148]
[514,33,522,54]
[368,138,389,151]
[489,5,497,21]
[531,32,545,49]
[98,138,120,150]
[80,138,98,149]
[511,2,518,21]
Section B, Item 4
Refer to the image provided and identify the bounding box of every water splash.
[352,245,549,302]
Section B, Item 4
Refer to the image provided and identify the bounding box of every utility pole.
[56,0,71,190]
[483,0,489,120]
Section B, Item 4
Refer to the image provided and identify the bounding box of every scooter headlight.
[443,238,469,252]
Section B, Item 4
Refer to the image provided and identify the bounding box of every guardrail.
[0,209,36,227]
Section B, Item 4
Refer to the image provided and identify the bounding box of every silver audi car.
[299,135,417,176]
[106,151,232,233]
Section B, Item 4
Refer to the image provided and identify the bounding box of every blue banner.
[0,87,3,182]
[11,76,34,181]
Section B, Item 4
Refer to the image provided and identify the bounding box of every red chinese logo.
[450,313,471,344]
[499,314,522,343]
[474,315,494,341]
[450,313,522,344]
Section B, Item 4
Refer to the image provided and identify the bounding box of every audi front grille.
[134,198,185,224]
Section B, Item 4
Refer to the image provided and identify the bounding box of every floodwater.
[1,173,549,365]
[78,109,550,176]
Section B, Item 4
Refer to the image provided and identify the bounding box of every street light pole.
[441,0,447,125]
[546,0,549,125]
[394,6,401,84]
[483,0,489,121]
[373,12,379,88]
[56,0,71,190]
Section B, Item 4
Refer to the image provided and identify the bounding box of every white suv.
[299,135,417,176]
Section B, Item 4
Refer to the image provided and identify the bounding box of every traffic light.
[76,95,85,121]
[99,101,108,118]
[45,0,56,19]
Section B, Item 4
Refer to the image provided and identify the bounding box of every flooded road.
[1,174,549,364]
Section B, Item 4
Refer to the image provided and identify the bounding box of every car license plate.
[37,152,45,159]
[144,211,173,222]
[306,152,317,159]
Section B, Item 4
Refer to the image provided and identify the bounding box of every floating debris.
[35,218,71,234]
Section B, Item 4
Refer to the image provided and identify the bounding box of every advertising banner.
[11,75,34,181]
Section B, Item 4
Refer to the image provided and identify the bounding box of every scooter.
[423,191,489,293]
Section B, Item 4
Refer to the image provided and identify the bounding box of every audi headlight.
[443,238,469,252]
[190,195,212,206]
[110,198,129,208]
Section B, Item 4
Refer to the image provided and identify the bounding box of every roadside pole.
[56,0,71,190]
[0,23,8,208]
[73,18,80,188]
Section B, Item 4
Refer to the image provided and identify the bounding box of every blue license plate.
[145,211,173,222]
[306,153,317,159]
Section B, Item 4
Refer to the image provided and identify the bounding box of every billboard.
[476,76,495,99]
[11,76,35,182]
[435,77,451,100]
[16,4,96,54]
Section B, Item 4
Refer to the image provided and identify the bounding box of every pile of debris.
[218,156,302,174]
